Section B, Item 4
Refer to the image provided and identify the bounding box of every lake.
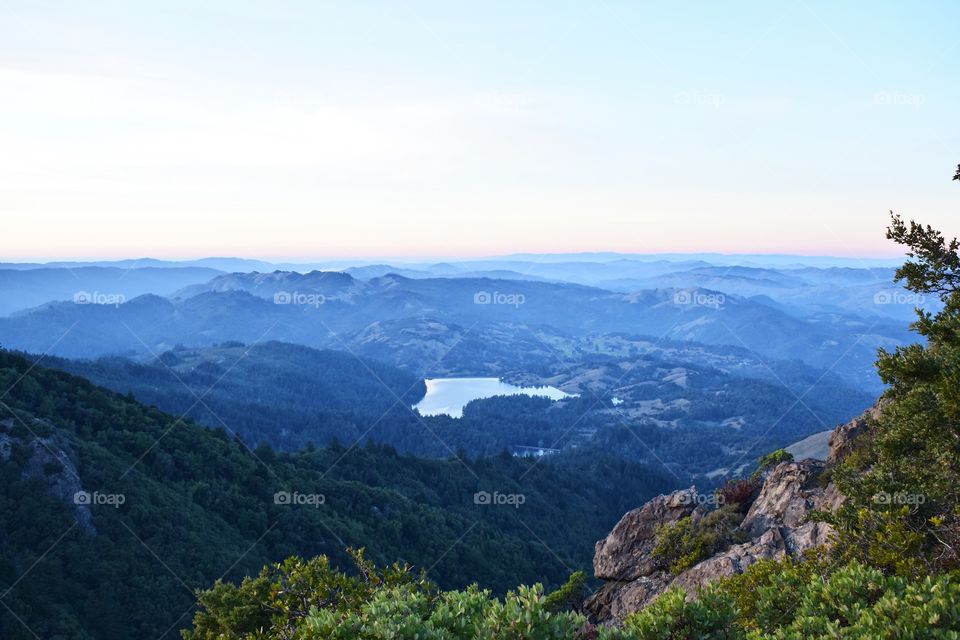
[413,377,576,418]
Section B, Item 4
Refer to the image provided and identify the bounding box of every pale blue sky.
[1,1,957,259]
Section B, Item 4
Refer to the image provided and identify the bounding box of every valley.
[0,251,936,638]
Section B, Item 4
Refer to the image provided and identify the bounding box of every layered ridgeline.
[0,269,913,393]
[0,350,677,639]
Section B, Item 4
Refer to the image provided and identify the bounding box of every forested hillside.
[0,350,675,639]
[43,341,427,452]
[35,338,872,479]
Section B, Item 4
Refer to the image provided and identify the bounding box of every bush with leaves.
[543,571,587,613]
[745,560,960,639]
[716,477,761,513]
[183,550,430,640]
[618,586,739,640]
[652,507,748,574]
[614,557,960,640]
[750,449,793,481]
[303,583,588,640]
[184,550,590,640]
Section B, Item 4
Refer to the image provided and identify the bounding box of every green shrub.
[621,586,740,640]
[543,570,587,613]
[652,507,747,574]
[745,561,960,639]
[750,449,793,480]
[714,553,830,633]
[298,583,587,639]
[184,550,588,640]
[183,549,430,640]
[819,506,928,577]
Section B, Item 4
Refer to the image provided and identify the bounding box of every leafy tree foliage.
[886,213,960,296]
[828,206,960,574]
[751,449,793,481]
[186,550,588,640]
[618,586,740,640]
[617,559,960,639]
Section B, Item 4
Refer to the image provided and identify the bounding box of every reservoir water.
[413,377,576,418]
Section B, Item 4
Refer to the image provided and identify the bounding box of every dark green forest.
[0,349,676,639]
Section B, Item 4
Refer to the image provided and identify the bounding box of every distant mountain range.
[0,266,223,316]
[0,252,904,273]
[0,256,928,324]
[0,269,913,393]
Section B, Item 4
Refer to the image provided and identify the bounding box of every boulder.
[784,521,833,555]
[740,459,827,536]
[593,487,704,581]
[585,574,672,623]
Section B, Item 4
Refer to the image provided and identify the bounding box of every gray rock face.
[0,418,95,534]
[586,405,878,625]
[593,487,704,581]
[784,521,833,555]
[741,459,828,535]
[587,575,673,623]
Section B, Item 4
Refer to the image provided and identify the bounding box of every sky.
[1,1,958,260]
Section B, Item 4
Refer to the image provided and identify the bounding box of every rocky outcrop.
[827,400,884,464]
[593,488,705,581]
[0,418,95,534]
[740,459,829,535]
[586,406,877,625]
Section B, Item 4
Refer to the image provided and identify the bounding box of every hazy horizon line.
[0,250,908,269]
